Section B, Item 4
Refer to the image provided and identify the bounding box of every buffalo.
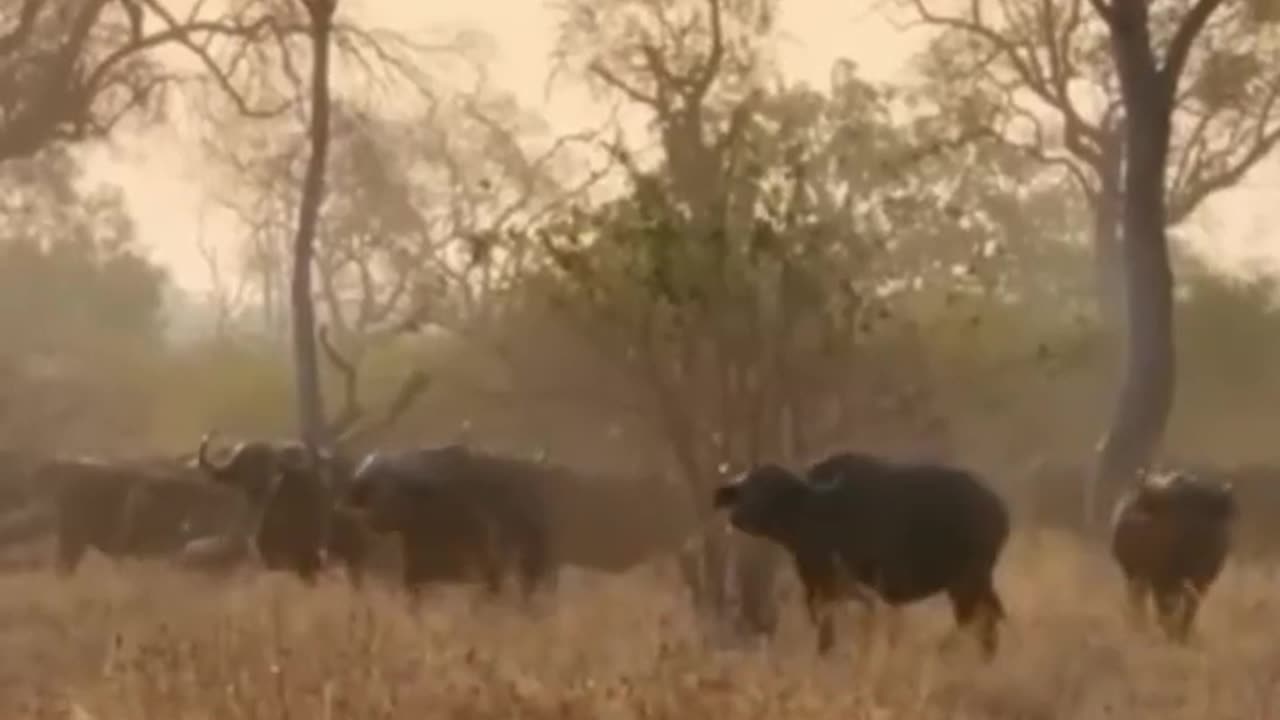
[1110,469,1237,642]
[196,434,369,584]
[345,444,702,598]
[344,446,546,597]
[712,452,1010,658]
[28,457,247,574]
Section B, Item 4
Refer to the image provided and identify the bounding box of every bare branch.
[1169,92,1280,224]
[590,58,661,108]
[97,1,298,119]
[1162,0,1229,94]
[318,324,362,439]
[339,369,432,446]
[688,0,724,103]
[910,0,1105,169]
[0,0,44,56]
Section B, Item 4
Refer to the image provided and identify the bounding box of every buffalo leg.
[804,587,836,655]
[402,550,432,599]
[478,546,504,597]
[294,554,322,585]
[519,535,553,600]
[1154,584,1199,644]
[55,535,88,576]
[947,579,1003,661]
[1173,591,1201,643]
[1124,576,1150,628]
[344,559,365,590]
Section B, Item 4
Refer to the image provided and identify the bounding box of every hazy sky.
[86,1,1280,293]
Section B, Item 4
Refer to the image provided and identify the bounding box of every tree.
[545,0,1091,637]
[204,31,596,455]
[0,146,167,451]
[0,0,297,164]
[904,0,1280,522]
[288,0,335,451]
[908,0,1280,322]
[550,0,800,634]
[1086,0,1247,526]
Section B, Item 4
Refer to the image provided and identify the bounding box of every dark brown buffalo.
[29,457,247,574]
[345,444,700,598]
[713,452,1010,658]
[195,434,369,584]
[344,446,544,597]
[1110,469,1236,642]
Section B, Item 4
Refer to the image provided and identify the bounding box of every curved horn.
[196,433,237,477]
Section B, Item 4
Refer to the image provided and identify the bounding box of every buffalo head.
[712,464,811,540]
[1132,470,1237,522]
[195,433,330,502]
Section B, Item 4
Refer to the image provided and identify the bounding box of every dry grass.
[1,531,1278,719]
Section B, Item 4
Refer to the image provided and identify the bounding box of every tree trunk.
[289,0,336,450]
[1091,11,1176,531]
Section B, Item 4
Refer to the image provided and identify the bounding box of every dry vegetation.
[0,531,1276,720]
[7,1,1280,718]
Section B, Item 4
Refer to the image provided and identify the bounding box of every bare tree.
[1086,0,1248,525]
[194,198,252,339]
[287,0,334,450]
[906,0,1280,523]
[0,0,303,163]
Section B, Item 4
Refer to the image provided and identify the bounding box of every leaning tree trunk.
[1091,6,1177,532]
[289,0,336,450]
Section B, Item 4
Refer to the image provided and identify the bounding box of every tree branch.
[1162,0,1229,94]
[318,324,362,439]
[688,0,724,103]
[0,0,44,56]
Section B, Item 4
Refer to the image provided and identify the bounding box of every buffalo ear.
[712,484,740,509]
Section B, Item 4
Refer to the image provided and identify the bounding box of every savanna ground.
[1,531,1276,720]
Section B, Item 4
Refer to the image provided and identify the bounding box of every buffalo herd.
[0,431,1247,659]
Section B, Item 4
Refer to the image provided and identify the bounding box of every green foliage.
[0,148,166,355]
[0,147,167,452]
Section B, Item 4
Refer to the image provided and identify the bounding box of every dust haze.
[3,0,1280,717]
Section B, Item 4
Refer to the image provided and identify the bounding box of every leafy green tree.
[538,0,1096,629]
[0,146,166,451]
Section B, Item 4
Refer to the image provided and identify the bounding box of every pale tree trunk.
[1090,0,1194,531]
[289,0,336,450]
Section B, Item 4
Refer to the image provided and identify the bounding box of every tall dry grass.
[1,531,1278,719]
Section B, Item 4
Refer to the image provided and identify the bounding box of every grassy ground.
[0,531,1277,719]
